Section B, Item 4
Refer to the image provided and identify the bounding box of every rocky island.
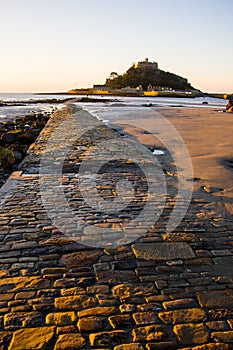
[68,58,202,97]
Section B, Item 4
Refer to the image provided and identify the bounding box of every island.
[68,58,202,98]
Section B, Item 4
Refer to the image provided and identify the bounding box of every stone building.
[134,57,158,70]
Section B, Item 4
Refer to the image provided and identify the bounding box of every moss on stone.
[0,146,15,168]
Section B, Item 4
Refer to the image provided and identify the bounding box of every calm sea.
[0,93,71,121]
[0,93,227,122]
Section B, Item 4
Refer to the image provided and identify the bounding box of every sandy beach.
[115,106,233,218]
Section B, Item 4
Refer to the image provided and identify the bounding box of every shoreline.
[0,110,53,187]
[116,106,233,217]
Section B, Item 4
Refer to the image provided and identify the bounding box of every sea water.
[0,93,227,122]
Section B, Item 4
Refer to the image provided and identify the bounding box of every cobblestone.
[0,105,233,349]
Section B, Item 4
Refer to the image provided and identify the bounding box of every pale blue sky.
[0,0,232,93]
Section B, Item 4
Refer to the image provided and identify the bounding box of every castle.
[133,57,158,70]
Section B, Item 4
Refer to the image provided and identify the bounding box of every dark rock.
[0,111,51,188]
[13,151,23,162]
[16,132,34,145]
[1,130,22,144]
[226,95,233,112]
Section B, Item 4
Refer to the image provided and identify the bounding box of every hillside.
[106,58,194,91]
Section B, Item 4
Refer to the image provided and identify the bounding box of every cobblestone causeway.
[0,105,233,349]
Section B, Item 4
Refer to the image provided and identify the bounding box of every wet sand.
[115,107,233,217]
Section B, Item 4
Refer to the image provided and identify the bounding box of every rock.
[158,308,206,324]
[42,267,67,275]
[0,332,12,348]
[96,270,136,284]
[15,291,36,300]
[60,286,86,296]
[132,325,166,342]
[115,344,144,350]
[162,298,197,310]
[77,316,107,332]
[60,250,102,268]
[197,290,233,309]
[133,311,159,325]
[16,132,35,145]
[108,314,131,328]
[1,130,22,144]
[211,331,233,343]
[0,146,15,168]
[112,283,155,301]
[173,323,208,345]
[45,312,76,326]
[0,110,51,186]
[206,321,228,331]
[89,330,127,347]
[55,333,85,349]
[226,95,233,112]
[132,243,195,260]
[54,278,76,288]
[0,276,49,293]
[55,295,96,311]
[119,304,136,313]
[78,306,117,318]
[226,106,233,113]
[87,285,109,294]
[188,344,231,350]
[162,232,198,242]
[9,327,55,350]
[4,312,43,329]
[13,151,23,161]
[145,343,177,350]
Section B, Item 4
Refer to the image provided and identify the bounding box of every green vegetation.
[106,65,193,91]
[0,146,15,168]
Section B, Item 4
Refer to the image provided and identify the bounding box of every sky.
[0,0,232,93]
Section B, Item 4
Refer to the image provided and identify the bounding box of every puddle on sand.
[153,149,165,155]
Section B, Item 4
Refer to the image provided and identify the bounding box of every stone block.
[78,306,117,318]
[46,312,76,326]
[114,344,144,350]
[9,327,55,350]
[211,331,233,343]
[55,333,85,349]
[90,330,127,347]
[132,325,166,342]
[133,312,159,325]
[108,314,131,329]
[198,290,233,309]
[173,323,208,345]
[78,316,107,332]
[132,243,195,261]
[4,312,43,329]
[162,299,197,310]
[55,295,96,310]
[159,308,206,325]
